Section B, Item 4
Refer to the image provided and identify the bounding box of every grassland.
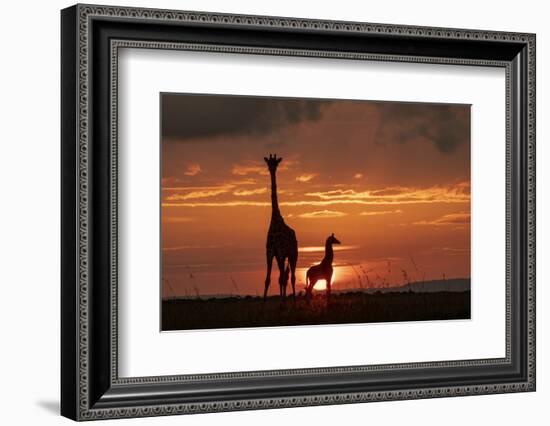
[161,290,471,331]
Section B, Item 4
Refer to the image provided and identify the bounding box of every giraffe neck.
[269,170,281,218]
[323,241,334,264]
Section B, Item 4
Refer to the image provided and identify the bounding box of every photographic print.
[161,93,471,331]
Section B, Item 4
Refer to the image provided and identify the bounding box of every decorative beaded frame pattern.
[71,4,535,420]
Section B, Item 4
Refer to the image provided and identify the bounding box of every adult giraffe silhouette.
[263,154,298,301]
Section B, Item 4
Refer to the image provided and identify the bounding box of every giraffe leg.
[306,273,313,300]
[289,256,297,301]
[276,256,286,303]
[306,275,316,301]
[279,263,285,299]
[326,272,333,304]
[263,254,274,301]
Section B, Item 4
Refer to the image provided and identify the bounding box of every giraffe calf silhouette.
[305,234,341,300]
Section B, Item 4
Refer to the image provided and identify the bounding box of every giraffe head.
[264,154,282,174]
[327,233,341,245]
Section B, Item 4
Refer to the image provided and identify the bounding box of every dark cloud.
[375,103,470,154]
[162,93,331,142]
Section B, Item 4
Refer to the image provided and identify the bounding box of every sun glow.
[305,266,341,292]
[313,280,328,291]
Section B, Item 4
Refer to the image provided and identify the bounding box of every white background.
[0,0,547,425]
[119,50,505,377]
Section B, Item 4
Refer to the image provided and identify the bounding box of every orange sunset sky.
[161,94,471,298]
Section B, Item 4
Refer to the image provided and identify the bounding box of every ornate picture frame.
[61,4,535,421]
